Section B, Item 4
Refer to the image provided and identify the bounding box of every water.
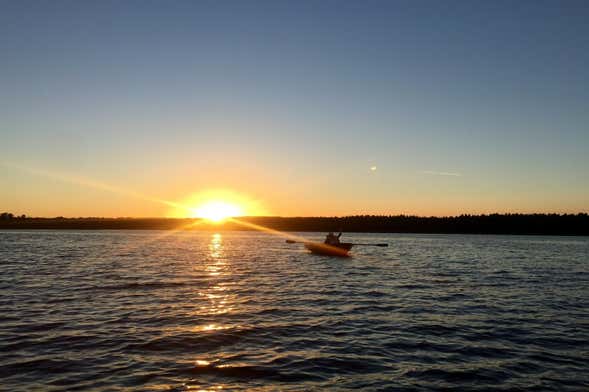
[1,231,588,391]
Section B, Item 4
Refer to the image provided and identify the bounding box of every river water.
[1,231,588,391]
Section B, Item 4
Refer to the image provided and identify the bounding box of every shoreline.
[1,214,588,236]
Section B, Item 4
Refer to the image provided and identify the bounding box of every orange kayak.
[304,242,353,257]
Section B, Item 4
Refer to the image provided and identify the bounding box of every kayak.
[286,238,387,255]
[304,242,353,257]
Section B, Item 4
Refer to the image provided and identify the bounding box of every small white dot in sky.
[370,166,377,171]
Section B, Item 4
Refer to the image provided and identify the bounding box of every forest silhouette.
[1,213,588,235]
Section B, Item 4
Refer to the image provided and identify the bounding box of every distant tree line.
[0,213,588,235]
[242,214,589,235]
[0,212,26,220]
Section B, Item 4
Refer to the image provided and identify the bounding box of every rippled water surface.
[1,231,588,391]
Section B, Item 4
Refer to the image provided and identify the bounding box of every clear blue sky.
[1,0,588,216]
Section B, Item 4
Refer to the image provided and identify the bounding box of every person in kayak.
[324,231,342,245]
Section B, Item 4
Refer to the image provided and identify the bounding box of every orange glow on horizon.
[191,201,242,222]
[169,189,265,220]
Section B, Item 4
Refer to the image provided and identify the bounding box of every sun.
[191,201,243,222]
[168,189,266,220]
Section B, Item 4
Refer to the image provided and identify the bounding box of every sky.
[1,0,588,217]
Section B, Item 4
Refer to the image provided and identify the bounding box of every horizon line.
[3,212,588,220]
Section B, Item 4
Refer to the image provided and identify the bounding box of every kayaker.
[324,231,342,245]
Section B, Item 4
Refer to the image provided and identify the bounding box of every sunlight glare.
[192,201,243,222]
[169,189,265,219]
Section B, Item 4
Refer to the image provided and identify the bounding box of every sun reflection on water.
[188,233,242,387]
[206,233,225,276]
[183,385,223,392]
[195,323,235,332]
[199,233,236,315]
[208,233,223,259]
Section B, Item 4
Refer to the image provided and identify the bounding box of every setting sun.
[168,189,266,219]
[191,201,243,222]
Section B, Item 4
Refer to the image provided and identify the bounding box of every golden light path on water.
[192,232,243,386]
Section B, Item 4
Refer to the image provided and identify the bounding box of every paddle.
[350,243,388,247]
[285,239,388,247]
